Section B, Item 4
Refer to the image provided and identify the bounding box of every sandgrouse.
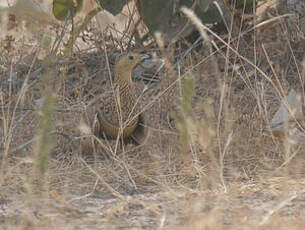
[86,52,149,145]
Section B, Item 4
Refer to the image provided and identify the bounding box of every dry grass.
[1,1,305,229]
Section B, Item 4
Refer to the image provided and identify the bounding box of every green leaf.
[138,0,221,40]
[195,3,221,24]
[179,0,194,8]
[197,0,213,12]
[52,0,83,21]
[95,0,222,41]
[139,0,191,40]
[97,0,129,15]
[139,0,174,33]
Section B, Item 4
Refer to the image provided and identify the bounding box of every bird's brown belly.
[99,115,139,139]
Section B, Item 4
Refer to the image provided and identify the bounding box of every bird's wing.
[129,113,150,145]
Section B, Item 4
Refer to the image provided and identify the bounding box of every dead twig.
[0,130,76,156]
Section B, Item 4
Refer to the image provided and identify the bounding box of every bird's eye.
[128,55,134,61]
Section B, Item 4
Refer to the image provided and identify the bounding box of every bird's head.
[114,52,148,84]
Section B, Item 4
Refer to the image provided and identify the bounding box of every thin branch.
[0,130,76,156]
[259,192,298,225]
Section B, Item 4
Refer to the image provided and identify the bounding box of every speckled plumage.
[86,52,148,144]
